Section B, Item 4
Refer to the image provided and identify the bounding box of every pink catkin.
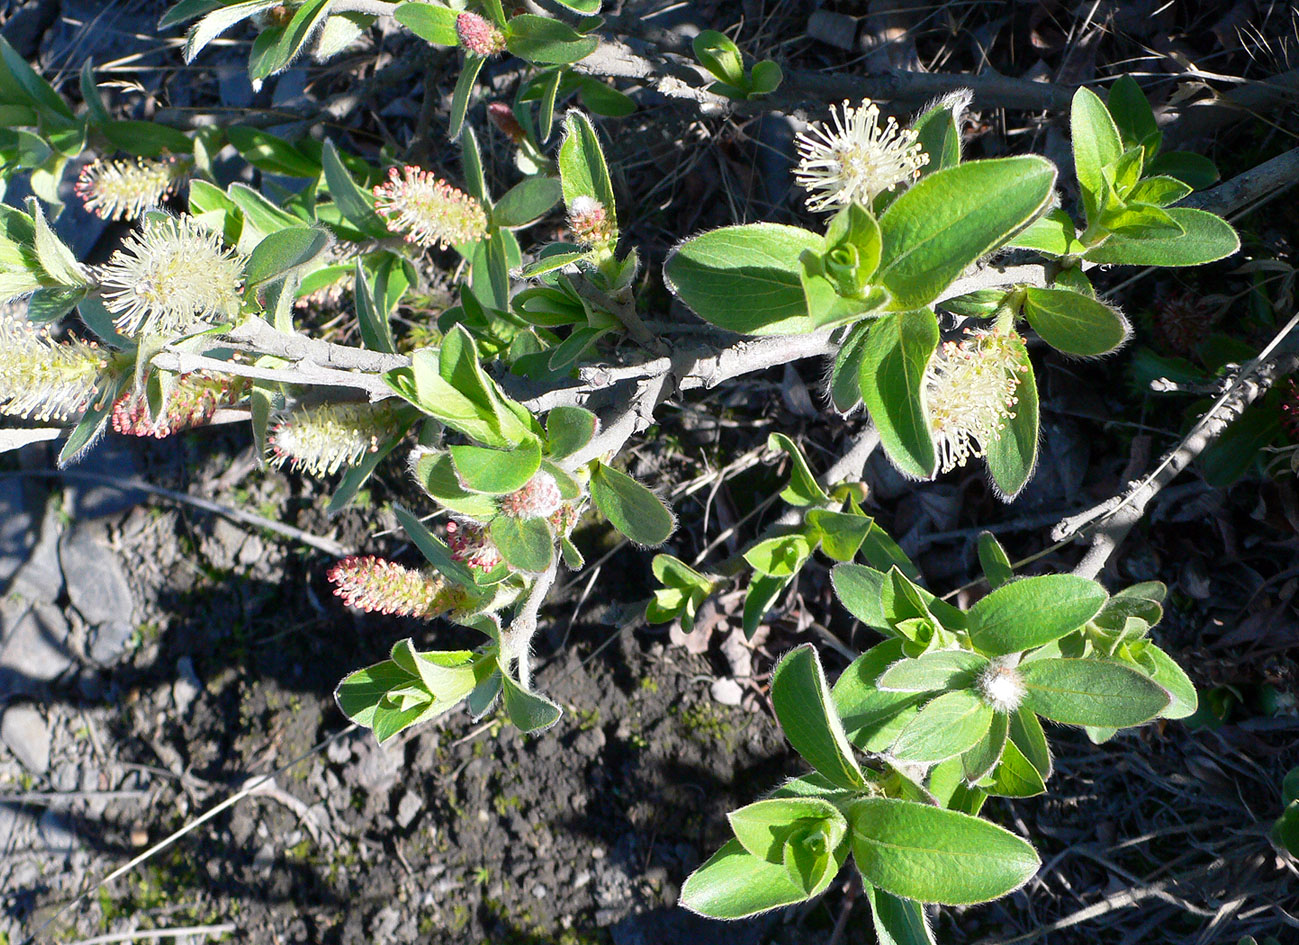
[327,555,461,618]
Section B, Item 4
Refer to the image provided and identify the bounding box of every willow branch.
[1059,313,1299,580]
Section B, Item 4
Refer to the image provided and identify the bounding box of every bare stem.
[501,563,559,690]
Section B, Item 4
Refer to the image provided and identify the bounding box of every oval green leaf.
[664,223,823,335]
[967,574,1107,656]
[589,462,674,546]
[1022,286,1131,356]
[877,157,1056,310]
[771,644,866,789]
[859,309,939,479]
[888,690,994,763]
[1020,657,1171,727]
[849,797,1039,904]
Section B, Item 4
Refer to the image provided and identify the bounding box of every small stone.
[807,10,858,50]
[710,678,744,707]
[39,809,77,854]
[8,506,64,604]
[395,791,422,829]
[130,825,150,847]
[1,703,50,774]
[172,656,202,716]
[532,883,548,900]
[0,601,72,697]
[61,526,134,625]
[326,738,352,765]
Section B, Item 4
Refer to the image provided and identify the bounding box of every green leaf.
[334,659,414,729]
[551,0,601,13]
[859,309,939,479]
[962,710,1009,783]
[558,111,616,215]
[967,575,1107,656]
[748,60,782,97]
[321,139,387,238]
[545,405,598,458]
[983,342,1038,499]
[506,14,599,64]
[865,883,936,945]
[768,431,830,506]
[1147,151,1219,190]
[849,797,1039,904]
[392,503,479,589]
[876,650,988,693]
[830,320,870,413]
[500,673,562,732]
[394,1,460,45]
[589,462,673,546]
[1070,87,1123,218]
[806,509,872,562]
[728,796,846,863]
[831,563,889,631]
[490,515,554,572]
[743,573,791,640]
[1022,286,1130,357]
[1127,176,1193,207]
[159,0,225,29]
[228,182,302,237]
[1083,207,1239,266]
[977,533,1014,589]
[1107,76,1158,151]
[243,226,331,288]
[1020,658,1171,727]
[912,98,961,175]
[183,1,283,62]
[877,157,1056,310]
[448,54,485,141]
[771,644,866,790]
[0,34,74,118]
[258,0,331,79]
[1006,208,1082,256]
[568,73,636,118]
[353,260,395,354]
[692,30,744,87]
[744,534,813,577]
[832,639,925,752]
[680,837,846,919]
[986,736,1047,798]
[889,690,994,763]
[1139,644,1197,720]
[28,199,86,287]
[449,438,542,494]
[1009,706,1052,780]
[664,223,822,335]
[100,121,193,159]
[492,176,562,229]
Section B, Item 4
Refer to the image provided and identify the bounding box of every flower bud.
[445,519,503,572]
[977,657,1027,713]
[111,373,244,439]
[497,472,563,520]
[567,196,615,247]
[455,11,506,57]
[488,102,526,143]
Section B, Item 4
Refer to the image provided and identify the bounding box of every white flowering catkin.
[0,315,108,422]
[794,99,928,212]
[97,214,245,338]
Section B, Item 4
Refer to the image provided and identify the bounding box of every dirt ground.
[2,0,1299,943]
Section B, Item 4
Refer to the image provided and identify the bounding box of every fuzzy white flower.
[97,214,245,337]
[794,99,928,212]
[75,156,189,221]
[373,166,488,250]
[977,657,1027,713]
[268,403,396,477]
[0,314,108,422]
[925,329,1027,474]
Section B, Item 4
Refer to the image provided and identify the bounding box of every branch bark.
[1058,313,1299,579]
